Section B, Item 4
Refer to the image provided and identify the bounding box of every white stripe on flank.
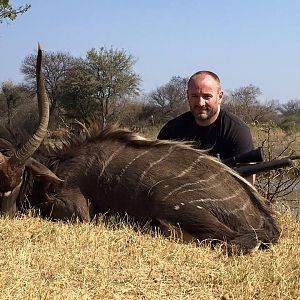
[118,149,151,178]
[188,188,244,204]
[147,156,225,201]
[230,201,249,214]
[176,154,206,178]
[176,180,224,196]
[161,172,221,202]
[135,145,175,196]
[100,144,126,176]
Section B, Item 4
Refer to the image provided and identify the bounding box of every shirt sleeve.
[157,123,173,140]
[231,125,254,156]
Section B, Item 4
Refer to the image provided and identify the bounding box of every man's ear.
[25,157,63,183]
[218,90,224,104]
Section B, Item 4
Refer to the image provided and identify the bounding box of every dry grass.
[0,212,299,300]
[251,125,300,159]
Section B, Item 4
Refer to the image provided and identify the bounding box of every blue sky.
[1,0,300,102]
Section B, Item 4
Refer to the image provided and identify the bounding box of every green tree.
[0,81,21,129]
[59,61,99,120]
[278,99,300,131]
[60,47,140,125]
[0,81,35,139]
[0,0,30,23]
[85,47,140,126]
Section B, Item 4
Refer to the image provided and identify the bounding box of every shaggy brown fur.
[34,125,280,252]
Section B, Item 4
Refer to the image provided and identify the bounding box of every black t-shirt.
[157,110,253,160]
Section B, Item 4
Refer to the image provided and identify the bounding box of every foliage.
[0,0,30,23]
[1,81,22,129]
[0,81,40,142]
[279,99,300,116]
[108,99,146,129]
[223,84,278,123]
[277,99,300,132]
[59,61,99,120]
[136,101,164,128]
[148,76,188,123]
[84,47,140,126]
[21,50,76,114]
[13,46,141,128]
[279,114,300,132]
[253,122,300,204]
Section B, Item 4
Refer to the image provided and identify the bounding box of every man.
[157,70,255,184]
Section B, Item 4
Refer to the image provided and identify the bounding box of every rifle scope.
[222,147,264,166]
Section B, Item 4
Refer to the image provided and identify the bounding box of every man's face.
[187,74,224,126]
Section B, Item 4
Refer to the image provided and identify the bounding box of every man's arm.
[157,123,173,140]
[230,125,256,185]
[245,173,255,185]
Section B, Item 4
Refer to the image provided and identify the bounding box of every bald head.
[188,70,221,91]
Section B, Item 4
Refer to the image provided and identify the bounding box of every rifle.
[220,148,300,177]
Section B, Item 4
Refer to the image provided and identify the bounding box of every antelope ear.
[25,157,63,183]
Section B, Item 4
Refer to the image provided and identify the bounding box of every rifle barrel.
[290,155,300,160]
[233,158,293,177]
